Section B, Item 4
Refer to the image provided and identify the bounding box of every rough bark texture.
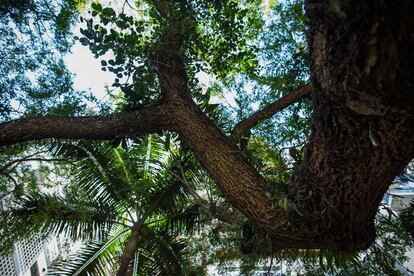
[236,0,414,253]
[155,40,286,230]
[0,0,414,253]
[282,0,414,250]
[0,103,173,146]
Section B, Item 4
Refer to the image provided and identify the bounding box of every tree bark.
[0,0,413,253]
[282,0,414,250]
[242,0,414,253]
[231,84,312,141]
[117,229,140,276]
[155,45,287,230]
[0,103,173,146]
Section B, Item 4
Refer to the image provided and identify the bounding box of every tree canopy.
[1,0,414,274]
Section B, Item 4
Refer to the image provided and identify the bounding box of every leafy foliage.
[0,0,92,120]
[1,137,208,274]
[75,0,263,112]
[1,0,414,275]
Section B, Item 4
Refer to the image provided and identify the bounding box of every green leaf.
[102,7,115,17]
[79,37,90,46]
[91,2,102,12]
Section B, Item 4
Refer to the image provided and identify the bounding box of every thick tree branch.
[1,0,413,254]
[231,84,312,141]
[0,103,173,147]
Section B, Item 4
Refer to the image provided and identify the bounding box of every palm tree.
[0,136,205,275]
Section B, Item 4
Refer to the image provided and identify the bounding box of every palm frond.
[1,192,117,249]
[143,168,192,213]
[134,226,187,275]
[50,139,171,210]
[42,136,200,274]
[51,141,132,205]
[163,204,205,236]
[47,226,129,276]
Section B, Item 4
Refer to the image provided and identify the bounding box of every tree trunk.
[117,229,140,276]
[157,0,414,252]
[243,0,414,252]
[154,0,414,252]
[279,0,414,251]
[0,0,413,253]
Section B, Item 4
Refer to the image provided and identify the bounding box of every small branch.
[109,220,131,228]
[173,156,206,203]
[0,189,15,201]
[0,150,46,171]
[0,171,19,187]
[1,157,73,173]
[231,84,312,141]
[123,0,145,13]
[0,174,22,200]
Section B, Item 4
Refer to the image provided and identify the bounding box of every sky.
[64,38,239,109]
[65,39,115,102]
[60,0,280,114]
[62,0,265,112]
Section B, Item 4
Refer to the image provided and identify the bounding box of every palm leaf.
[50,141,132,205]
[1,192,117,248]
[47,226,129,275]
[42,136,199,274]
[163,203,205,236]
[133,226,186,275]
